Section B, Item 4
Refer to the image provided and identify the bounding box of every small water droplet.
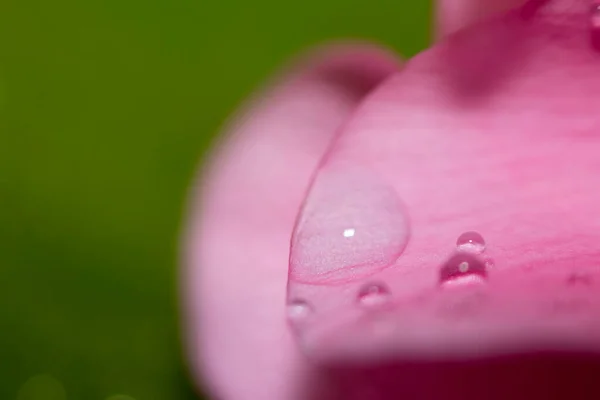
[287,300,312,321]
[456,231,486,254]
[440,253,488,286]
[357,283,391,307]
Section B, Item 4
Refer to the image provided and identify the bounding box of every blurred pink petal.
[182,43,401,400]
[436,0,526,38]
[184,0,600,399]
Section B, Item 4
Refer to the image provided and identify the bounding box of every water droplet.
[440,253,488,286]
[17,375,66,400]
[287,300,312,321]
[357,283,391,307]
[290,167,410,284]
[456,231,486,254]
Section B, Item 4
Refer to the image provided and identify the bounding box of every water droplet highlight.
[456,231,486,254]
[440,253,488,287]
[287,300,312,321]
[357,283,391,307]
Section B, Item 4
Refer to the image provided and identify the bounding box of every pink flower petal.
[436,0,526,38]
[186,1,600,398]
[182,43,400,400]
[287,0,600,397]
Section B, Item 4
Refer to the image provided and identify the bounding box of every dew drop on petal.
[440,253,488,287]
[286,299,312,322]
[290,168,410,284]
[357,282,391,308]
[456,231,486,254]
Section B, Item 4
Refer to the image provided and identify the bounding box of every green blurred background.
[0,1,430,398]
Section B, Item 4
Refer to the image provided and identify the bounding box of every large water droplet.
[440,253,488,287]
[456,231,486,254]
[290,167,410,284]
[357,282,391,307]
[287,299,312,322]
